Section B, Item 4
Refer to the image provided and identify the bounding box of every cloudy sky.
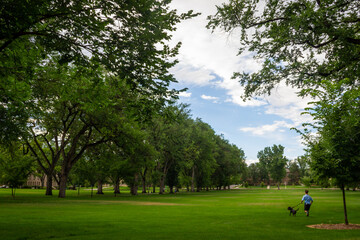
[168,0,314,164]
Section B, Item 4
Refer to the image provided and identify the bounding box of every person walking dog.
[301,190,313,216]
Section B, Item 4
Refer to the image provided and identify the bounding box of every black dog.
[288,206,299,216]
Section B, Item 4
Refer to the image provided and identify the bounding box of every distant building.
[25,174,58,188]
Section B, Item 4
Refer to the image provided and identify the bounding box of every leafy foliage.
[257,144,287,189]
[303,80,360,187]
[0,143,34,198]
[207,0,360,99]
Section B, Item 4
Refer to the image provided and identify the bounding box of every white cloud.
[246,159,259,165]
[171,64,216,86]
[201,94,218,101]
[201,94,219,103]
[239,121,295,136]
[262,83,315,127]
[178,91,192,97]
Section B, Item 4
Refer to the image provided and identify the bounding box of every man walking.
[301,189,313,217]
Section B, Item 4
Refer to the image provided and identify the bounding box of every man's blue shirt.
[302,194,313,204]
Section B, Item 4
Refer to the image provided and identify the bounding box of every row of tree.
[0,0,248,198]
[69,106,247,196]
[0,103,247,197]
[246,149,308,188]
[0,0,198,198]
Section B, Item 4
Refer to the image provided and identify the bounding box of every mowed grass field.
[0,187,359,240]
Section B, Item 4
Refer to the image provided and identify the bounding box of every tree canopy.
[257,144,287,189]
[207,0,360,99]
[1,0,198,144]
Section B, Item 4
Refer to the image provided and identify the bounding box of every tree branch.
[0,31,50,52]
[247,17,287,28]
[30,128,51,168]
[303,36,338,48]
[345,37,360,45]
[71,136,108,166]
[25,140,47,174]
[42,134,55,159]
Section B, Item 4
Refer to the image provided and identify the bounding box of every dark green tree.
[75,157,97,198]
[148,104,191,194]
[288,161,301,185]
[295,155,310,178]
[248,163,260,186]
[191,119,217,192]
[302,80,360,225]
[258,145,287,189]
[0,143,34,198]
[213,135,246,189]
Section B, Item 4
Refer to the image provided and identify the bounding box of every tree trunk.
[40,175,45,188]
[114,180,120,195]
[191,166,195,192]
[97,180,104,194]
[159,175,165,194]
[58,172,68,198]
[277,183,280,190]
[142,176,147,194]
[169,186,174,194]
[152,184,156,193]
[141,167,147,194]
[130,184,138,195]
[130,173,138,195]
[45,173,53,196]
[341,184,349,225]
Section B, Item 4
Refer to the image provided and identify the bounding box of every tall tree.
[192,119,216,192]
[302,80,360,225]
[258,145,287,189]
[213,135,246,189]
[148,104,191,194]
[25,62,124,197]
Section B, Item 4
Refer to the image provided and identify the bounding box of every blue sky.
[169,0,314,164]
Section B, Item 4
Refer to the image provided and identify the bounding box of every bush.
[300,176,312,188]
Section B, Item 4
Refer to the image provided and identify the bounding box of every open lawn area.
[0,188,359,240]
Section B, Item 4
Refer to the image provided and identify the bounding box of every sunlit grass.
[0,187,359,240]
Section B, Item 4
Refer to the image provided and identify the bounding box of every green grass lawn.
[0,187,359,240]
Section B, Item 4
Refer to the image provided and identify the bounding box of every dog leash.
[291,202,301,208]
